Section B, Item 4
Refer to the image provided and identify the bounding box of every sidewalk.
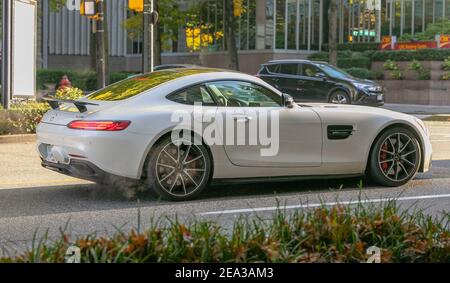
[382,104,450,115]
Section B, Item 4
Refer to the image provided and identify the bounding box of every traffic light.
[129,0,144,12]
[80,0,96,17]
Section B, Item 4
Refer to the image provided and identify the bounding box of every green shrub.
[343,68,383,80]
[372,49,450,62]
[8,101,51,133]
[2,202,449,263]
[383,59,399,71]
[442,71,450,80]
[322,42,380,52]
[407,59,423,71]
[37,69,138,91]
[337,57,371,69]
[443,57,450,71]
[418,69,431,80]
[390,70,404,80]
[54,87,85,100]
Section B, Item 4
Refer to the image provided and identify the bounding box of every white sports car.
[37,68,432,201]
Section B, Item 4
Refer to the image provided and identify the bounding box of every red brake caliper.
[380,143,389,172]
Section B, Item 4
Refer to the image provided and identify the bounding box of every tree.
[225,0,240,70]
[328,0,338,66]
[123,0,186,71]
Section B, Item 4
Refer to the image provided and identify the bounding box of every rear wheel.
[146,136,212,201]
[329,91,351,104]
[369,127,421,187]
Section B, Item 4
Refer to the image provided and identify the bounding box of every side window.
[167,85,216,106]
[206,81,282,107]
[279,63,299,76]
[301,64,321,78]
[266,64,280,73]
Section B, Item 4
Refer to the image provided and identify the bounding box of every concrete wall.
[378,80,450,106]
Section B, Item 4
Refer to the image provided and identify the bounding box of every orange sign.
[395,41,438,50]
[440,35,450,48]
[381,36,392,50]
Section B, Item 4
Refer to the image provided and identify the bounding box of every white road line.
[198,193,450,216]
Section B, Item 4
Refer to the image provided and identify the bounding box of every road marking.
[0,178,90,188]
[198,193,450,216]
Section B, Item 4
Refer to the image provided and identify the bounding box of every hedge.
[37,69,138,91]
[322,42,380,52]
[1,202,449,263]
[371,49,450,62]
[343,67,383,80]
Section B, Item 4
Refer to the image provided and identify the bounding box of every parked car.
[257,60,384,106]
[38,68,430,201]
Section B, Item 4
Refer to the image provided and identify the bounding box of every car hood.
[300,103,417,122]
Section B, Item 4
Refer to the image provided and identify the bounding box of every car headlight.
[353,83,382,93]
[414,117,430,137]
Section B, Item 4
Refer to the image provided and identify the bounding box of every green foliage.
[372,49,450,62]
[443,57,450,71]
[390,70,404,80]
[418,69,431,80]
[49,0,66,11]
[308,52,371,69]
[54,87,85,100]
[383,60,399,71]
[2,203,449,263]
[442,71,450,80]
[123,0,188,52]
[343,68,383,80]
[37,69,137,91]
[8,101,51,134]
[408,59,423,71]
[322,42,380,52]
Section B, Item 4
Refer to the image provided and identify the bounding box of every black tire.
[145,136,212,201]
[369,127,421,187]
[329,91,351,104]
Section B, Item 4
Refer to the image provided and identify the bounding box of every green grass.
[1,200,449,263]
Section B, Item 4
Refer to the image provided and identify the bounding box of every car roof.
[264,59,313,65]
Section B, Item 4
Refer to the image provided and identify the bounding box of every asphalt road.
[1,121,450,254]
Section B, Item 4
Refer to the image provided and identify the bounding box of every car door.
[299,63,335,102]
[205,80,322,168]
[259,64,304,101]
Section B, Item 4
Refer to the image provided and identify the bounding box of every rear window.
[87,69,218,101]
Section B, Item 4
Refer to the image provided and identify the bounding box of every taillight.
[67,120,131,131]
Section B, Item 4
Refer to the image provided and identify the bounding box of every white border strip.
[198,194,450,216]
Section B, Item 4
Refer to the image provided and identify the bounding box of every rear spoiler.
[42,97,99,113]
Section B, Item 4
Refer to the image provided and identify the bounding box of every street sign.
[12,0,37,97]
[2,0,37,108]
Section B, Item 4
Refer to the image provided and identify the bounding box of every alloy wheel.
[331,93,349,104]
[377,133,419,182]
[155,140,207,197]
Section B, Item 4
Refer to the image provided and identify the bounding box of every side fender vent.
[327,125,354,140]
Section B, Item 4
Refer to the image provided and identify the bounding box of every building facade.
[40,0,450,74]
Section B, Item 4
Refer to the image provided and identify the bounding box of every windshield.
[314,63,354,80]
[87,69,219,101]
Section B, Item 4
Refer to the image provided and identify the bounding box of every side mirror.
[282,93,295,109]
[315,72,327,80]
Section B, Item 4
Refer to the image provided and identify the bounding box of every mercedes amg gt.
[37,68,432,201]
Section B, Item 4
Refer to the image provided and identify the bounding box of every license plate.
[377,94,383,101]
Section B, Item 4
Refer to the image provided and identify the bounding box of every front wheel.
[145,136,212,201]
[369,127,421,187]
[329,91,351,104]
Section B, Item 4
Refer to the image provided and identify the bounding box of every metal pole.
[143,0,150,73]
[96,0,106,89]
[2,0,12,109]
[150,0,154,72]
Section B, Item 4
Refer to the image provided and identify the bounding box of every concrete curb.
[0,134,37,144]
